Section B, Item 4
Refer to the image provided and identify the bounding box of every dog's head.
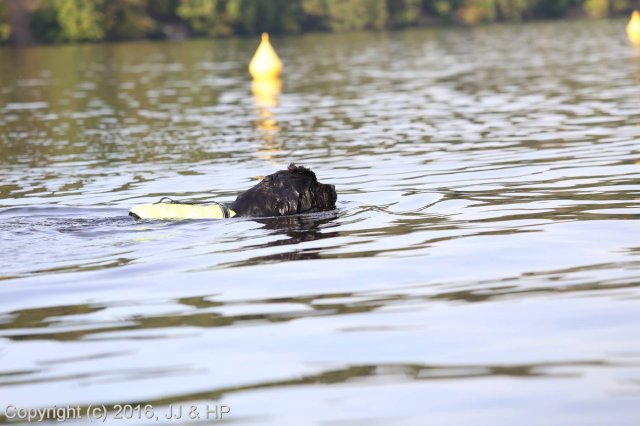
[231,163,337,217]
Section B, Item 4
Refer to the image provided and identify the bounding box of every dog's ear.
[287,163,319,183]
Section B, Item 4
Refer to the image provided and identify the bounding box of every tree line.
[1,0,638,45]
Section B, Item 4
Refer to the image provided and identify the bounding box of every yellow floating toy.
[249,33,283,80]
[628,10,640,46]
[129,197,236,220]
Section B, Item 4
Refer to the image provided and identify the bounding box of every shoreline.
[0,15,631,49]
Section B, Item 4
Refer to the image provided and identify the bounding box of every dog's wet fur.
[229,163,337,217]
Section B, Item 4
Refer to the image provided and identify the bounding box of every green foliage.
[531,0,579,18]
[147,0,181,20]
[387,0,423,27]
[609,0,630,13]
[103,0,156,40]
[176,0,221,35]
[456,0,497,24]
[584,0,609,17]
[175,0,302,37]
[232,0,302,35]
[424,0,463,19]
[31,0,104,42]
[583,0,630,17]
[301,0,330,30]
[325,0,388,31]
[9,0,639,44]
[0,2,10,43]
[495,0,534,21]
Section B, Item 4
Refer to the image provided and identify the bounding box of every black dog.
[230,163,337,217]
[129,163,336,220]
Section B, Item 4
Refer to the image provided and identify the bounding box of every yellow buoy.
[249,33,283,80]
[628,10,640,46]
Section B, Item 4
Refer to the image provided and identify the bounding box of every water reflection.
[252,78,282,162]
[219,213,341,266]
[2,262,640,343]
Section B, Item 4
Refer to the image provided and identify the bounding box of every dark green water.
[1,19,640,425]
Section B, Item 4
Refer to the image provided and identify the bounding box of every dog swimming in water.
[129,163,337,220]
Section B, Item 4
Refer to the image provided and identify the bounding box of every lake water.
[1,19,640,425]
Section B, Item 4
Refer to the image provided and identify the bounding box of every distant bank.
[2,0,638,46]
